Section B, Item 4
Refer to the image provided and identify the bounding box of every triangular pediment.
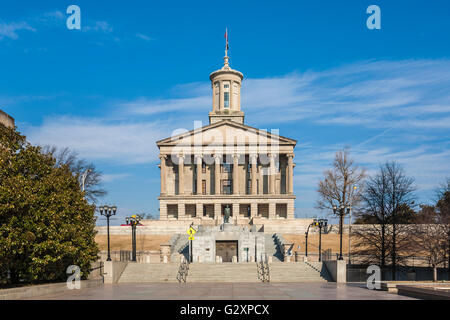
[157,120,297,147]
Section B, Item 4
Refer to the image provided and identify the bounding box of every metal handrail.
[257,261,270,282]
[176,259,189,283]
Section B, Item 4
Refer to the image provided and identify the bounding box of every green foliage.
[0,125,99,284]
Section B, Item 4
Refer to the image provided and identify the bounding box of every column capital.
[158,154,167,160]
[232,153,241,160]
[178,153,185,160]
[268,153,277,159]
[287,153,295,159]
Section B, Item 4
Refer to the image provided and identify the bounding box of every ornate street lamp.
[333,203,351,261]
[125,215,141,262]
[305,220,316,259]
[99,205,117,261]
[316,218,328,262]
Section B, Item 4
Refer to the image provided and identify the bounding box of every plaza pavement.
[26,282,415,300]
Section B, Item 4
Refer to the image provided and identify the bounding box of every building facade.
[157,53,297,223]
[0,110,14,128]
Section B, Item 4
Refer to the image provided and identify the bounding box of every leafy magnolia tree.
[42,146,106,203]
[0,125,99,285]
[354,161,416,280]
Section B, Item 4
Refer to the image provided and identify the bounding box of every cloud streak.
[0,21,36,40]
[23,59,450,207]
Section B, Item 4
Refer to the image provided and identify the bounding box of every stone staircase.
[268,262,331,282]
[187,263,260,282]
[169,234,189,262]
[118,263,179,283]
[116,261,331,283]
[265,234,283,262]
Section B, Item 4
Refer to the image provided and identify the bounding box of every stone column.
[232,154,239,195]
[214,154,221,195]
[232,203,239,222]
[178,203,185,220]
[195,154,202,195]
[158,154,167,196]
[269,202,276,219]
[230,80,234,110]
[251,202,258,218]
[196,203,203,219]
[219,81,224,110]
[178,154,185,195]
[214,203,221,222]
[287,153,294,194]
[269,154,276,194]
[159,202,167,220]
[250,154,258,195]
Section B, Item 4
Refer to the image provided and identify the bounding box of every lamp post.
[316,218,328,262]
[99,205,116,261]
[333,204,351,261]
[125,215,141,262]
[305,220,315,259]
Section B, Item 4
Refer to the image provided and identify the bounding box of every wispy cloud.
[24,59,450,206]
[0,21,36,40]
[117,59,450,129]
[83,21,113,33]
[135,33,153,41]
[26,116,174,164]
[102,173,132,183]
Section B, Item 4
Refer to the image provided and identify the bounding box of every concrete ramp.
[269,262,332,282]
[187,263,259,282]
[118,263,179,283]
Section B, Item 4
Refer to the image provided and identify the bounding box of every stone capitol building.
[156,52,297,227]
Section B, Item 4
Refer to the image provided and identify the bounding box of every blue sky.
[1,1,450,225]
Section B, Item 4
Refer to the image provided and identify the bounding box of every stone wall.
[0,110,14,128]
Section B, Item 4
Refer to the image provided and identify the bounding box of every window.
[224,84,229,88]
[224,92,230,109]
[202,162,206,173]
[247,179,251,194]
[202,180,206,195]
[222,163,232,173]
[222,180,232,195]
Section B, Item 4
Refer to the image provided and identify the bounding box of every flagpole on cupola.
[224,28,229,68]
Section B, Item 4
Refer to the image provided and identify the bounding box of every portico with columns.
[156,49,297,223]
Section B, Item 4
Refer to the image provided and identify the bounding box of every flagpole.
[225,28,228,57]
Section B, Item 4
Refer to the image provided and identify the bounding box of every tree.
[317,148,366,211]
[140,213,158,220]
[355,161,416,279]
[412,205,447,281]
[435,187,450,280]
[42,146,106,203]
[0,125,99,285]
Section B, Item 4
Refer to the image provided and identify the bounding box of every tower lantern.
[209,29,244,125]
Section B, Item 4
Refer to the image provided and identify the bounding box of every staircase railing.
[257,261,270,282]
[176,258,189,283]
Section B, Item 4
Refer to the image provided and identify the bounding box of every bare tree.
[356,161,415,279]
[42,146,107,203]
[317,148,366,210]
[435,186,450,280]
[412,205,447,281]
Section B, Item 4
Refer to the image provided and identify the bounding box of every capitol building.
[156,52,297,225]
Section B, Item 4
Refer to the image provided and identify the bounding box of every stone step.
[118,263,180,283]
